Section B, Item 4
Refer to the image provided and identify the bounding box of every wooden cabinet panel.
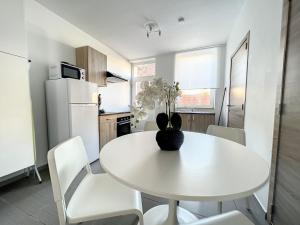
[99,113,130,149]
[190,114,215,133]
[99,115,117,149]
[180,114,191,131]
[76,46,107,86]
[178,113,215,133]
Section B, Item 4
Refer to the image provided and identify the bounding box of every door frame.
[227,31,250,128]
[267,0,291,222]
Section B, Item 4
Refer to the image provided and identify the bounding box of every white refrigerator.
[46,79,99,163]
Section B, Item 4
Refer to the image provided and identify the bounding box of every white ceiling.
[35,0,245,60]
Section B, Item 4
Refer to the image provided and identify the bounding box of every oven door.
[117,120,131,137]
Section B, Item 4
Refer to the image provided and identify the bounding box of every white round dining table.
[100,131,269,225]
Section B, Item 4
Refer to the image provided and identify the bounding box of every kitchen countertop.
[99,111,131,116]
[175,111,215,115]
[99,111,215,116]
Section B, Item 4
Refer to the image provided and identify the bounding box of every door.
[70,104,99,163]
[227,33,250,129]
[268,0,300,224]
[0,52,34,177]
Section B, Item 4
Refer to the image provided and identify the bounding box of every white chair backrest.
[144,121,158,131]
[48,136,90,204]
[206,125,246,146]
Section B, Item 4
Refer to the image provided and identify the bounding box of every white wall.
[25,0,131,166]
[224,0,283,211]
[98,82,131,112]
[0,0,27,57]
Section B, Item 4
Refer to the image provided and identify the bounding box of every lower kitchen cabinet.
[99,115,117,149]
[99,113,131,149]
[178,113,215,133]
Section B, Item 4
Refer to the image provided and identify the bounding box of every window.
[175,48,220,109]
[176,89,215,109]
[132,61,155,103]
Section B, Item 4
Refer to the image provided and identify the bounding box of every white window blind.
[175,48,220,89]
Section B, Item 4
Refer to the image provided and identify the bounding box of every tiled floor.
[0,161,268,225]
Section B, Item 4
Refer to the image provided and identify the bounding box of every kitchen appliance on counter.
[49,61,85,80]
[46,78,99,163]
[117,116,131,137]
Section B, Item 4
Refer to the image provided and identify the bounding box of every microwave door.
[61,63,81,79]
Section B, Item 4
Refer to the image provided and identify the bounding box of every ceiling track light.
[144,21,161,38]
[178,17,185,24]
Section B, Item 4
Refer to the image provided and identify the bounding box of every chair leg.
[218,201,223,214]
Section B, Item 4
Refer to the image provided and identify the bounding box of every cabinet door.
[98,52,107,86]
[88,47,107,86]
[99,117,117,149]
[109,120,117,140]
[76,46,107,86]
[191,114,215,133]
[179,114,191,131]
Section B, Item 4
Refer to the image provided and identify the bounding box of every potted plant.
[131,78,184,151]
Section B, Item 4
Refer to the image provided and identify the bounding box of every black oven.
[117,116,131,137]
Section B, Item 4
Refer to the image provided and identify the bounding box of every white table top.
[100,131,269,201]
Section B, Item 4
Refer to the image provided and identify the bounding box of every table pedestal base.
[144,200,198,225]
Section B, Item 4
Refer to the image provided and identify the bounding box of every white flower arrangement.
[131,78,181,127]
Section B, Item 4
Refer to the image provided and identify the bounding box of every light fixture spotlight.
[144,21,161,38]
[178,17,185,24]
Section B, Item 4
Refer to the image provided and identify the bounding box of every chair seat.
[67,173,143,224]
[190,211,254,225]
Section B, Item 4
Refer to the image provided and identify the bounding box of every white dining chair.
[206,125,248,214]
[48,136,144,225]
[144,120,158,131]
[206,125,246,145]
[189,210,254,225]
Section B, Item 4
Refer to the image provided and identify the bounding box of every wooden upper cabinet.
[76,46,107,86]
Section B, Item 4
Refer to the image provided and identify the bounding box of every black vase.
[156,129,184,151]
[155,113,184,151]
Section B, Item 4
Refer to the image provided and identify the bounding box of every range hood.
[106,71,128,83]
